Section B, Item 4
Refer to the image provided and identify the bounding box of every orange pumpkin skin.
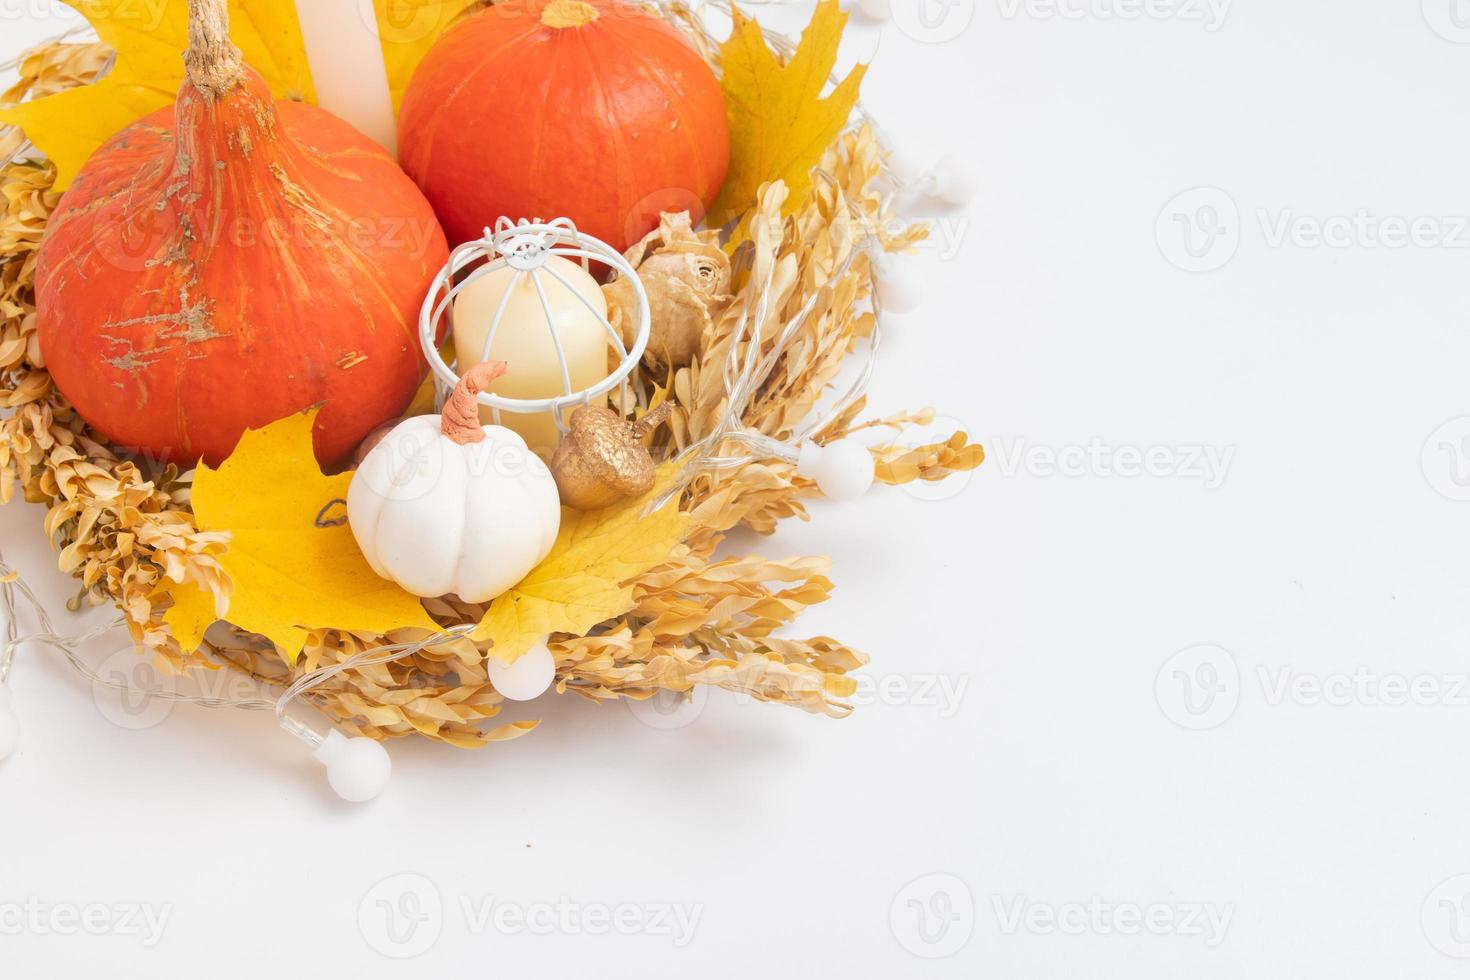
[397,0,730,252]
[36,64,449,468]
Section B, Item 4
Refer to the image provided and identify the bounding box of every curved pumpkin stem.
[443,361,508,445]
[185,0,245,97]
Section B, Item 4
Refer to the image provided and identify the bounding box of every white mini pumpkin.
[347,362,561,603]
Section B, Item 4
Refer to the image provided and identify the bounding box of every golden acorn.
[551,402,672,510]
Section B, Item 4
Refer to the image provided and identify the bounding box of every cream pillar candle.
[453,256,611,457]
[295,0,398,155]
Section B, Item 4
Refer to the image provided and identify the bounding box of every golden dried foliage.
[0,41,111,163]
[0,24,983,747]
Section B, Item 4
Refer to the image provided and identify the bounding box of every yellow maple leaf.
[164,409,440,658]
[472,467,689,663]
[709,0,867,228]
[0,0,314,191]
[0,0,471,191]
[374,0,478,113]
[164,583,219,654]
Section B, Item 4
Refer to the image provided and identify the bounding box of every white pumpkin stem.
[185,0,246,97]
[443,361,508,445]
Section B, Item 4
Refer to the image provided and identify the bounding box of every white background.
[5,0,1470,975]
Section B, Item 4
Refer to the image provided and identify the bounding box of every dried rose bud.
[603,213,733,369]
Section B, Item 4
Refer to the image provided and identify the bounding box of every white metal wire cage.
[418,217,652,434]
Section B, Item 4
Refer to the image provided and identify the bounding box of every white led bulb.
[486,640,557,702]
[927,153,979,207]
[798,440,877,502]
[313,729,391,803]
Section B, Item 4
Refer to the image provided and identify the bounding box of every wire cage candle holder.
[418,217,653,437]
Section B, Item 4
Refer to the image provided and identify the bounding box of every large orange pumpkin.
[35,0,448,468]
[397,0,730,252]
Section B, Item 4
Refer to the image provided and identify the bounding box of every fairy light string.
[0,550,480,743]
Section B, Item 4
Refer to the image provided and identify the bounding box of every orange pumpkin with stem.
[397,0,730,252]
[35,0,448,468]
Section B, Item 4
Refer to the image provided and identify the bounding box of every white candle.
[453,256,611,457]
[295,0,398,155]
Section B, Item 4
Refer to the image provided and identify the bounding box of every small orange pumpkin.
[397,0,730,252]
[35,0,448,468]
